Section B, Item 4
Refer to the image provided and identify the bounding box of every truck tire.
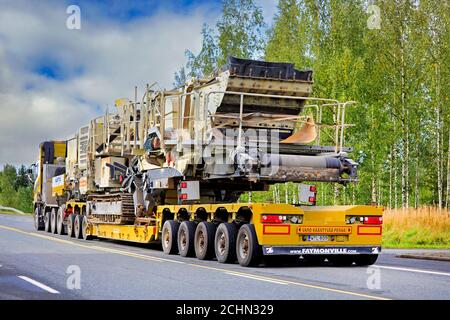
[67,214,75,238]
[34,208,44,231]
[236,224,261,267]
[50,208,57,234]
[44,210,51,233]
[215,223,237,263]
[81,216,93,240]
[302,255,325,266]
[177,221,196,257]
[74,215,83,239]
[56,206,65,235]
[162,220,179,254]
[328,255,355,266]
[194,222,217,260]
[354,254,378,266]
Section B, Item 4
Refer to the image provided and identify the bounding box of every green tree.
[0,164,18,207]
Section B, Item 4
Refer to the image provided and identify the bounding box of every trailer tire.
[194,222,217,260]
[34,208,44,231]
[162,220,180,254]
[328,255,355,266]
[354,254,378,266]
[215,223,237,263]
[44,210,51,232]
[50,208,57,234]
[81,216,93,240]
[74,215,83,239]
[56,206,65,235]
[67,214,75,237]
[177,221,196,257]
[236,224,261,267]
[302,255,325,266]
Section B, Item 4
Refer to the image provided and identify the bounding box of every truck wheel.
[34,208,44,231]
[162,220,180,254]
[236,224,261,267]
[44,210,51,232]
[215,223,237,263]
[328,255,355,266]
[177,221,196,257]
[67,214,75,237]
[74,215,83,239]
[194,222,217,260]
[354,254,378,266]
[81,216,93,240]
[56,206,65,235]
[302,255,325,266]
[50,208,57,234]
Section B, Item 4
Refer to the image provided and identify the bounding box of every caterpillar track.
[87,193,136,225]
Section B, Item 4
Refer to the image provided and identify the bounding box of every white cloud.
[0,0,220,167]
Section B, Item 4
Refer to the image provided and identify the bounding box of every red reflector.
[308,196,316,203]
[181,182,187,188]
[180,194,187,200]
[261,215,283,223]
[364,216,383,225]
[310,186,317,192]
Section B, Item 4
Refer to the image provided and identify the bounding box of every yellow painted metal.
[254,205,383,247]
[90,224,157,244]
[53,141,66,162]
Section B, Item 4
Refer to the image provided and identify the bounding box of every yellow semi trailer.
[31,57,383,267]
[32,141,382,267]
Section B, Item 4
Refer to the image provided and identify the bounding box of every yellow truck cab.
[32,141,67,231]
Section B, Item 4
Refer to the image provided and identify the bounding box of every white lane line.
[225,272,288,285]
[18,276,60,294]
[378,265,450,277]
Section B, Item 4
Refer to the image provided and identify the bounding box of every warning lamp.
[308,196,316,203]
[181,182,187,189]
[363,216,383,225]
[180,194,188,200]
[309,186,317,193]
[261,215,284,223]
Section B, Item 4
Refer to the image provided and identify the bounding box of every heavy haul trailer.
[31,57,383,267]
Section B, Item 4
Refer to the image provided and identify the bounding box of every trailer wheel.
[56,206,66,235]
[194,222,217,260]
[328,255,355,266]
[162,220,180,254]
[177,221,196,257]
[50,208,57,234]
[74,215,83,239]
[67,214,75,237]
[302,255,325,266]
[44,210,51,232]
[236,224,261,267]
[354,254,378,266]
[34,208,44,231]
[81,216,93,240]
[215,223,237,263]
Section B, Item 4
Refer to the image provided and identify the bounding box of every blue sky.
[0,0,277,166]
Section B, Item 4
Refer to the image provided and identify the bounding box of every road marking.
[225,271,288,285]
[18,276,60,294]
[378,265,450,277]
[1,224,388,300]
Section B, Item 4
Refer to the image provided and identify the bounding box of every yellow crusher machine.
[31,57,383,267]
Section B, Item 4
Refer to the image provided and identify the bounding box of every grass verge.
[382,206,450,249]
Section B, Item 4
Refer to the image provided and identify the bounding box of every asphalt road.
[0,214,449,300]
